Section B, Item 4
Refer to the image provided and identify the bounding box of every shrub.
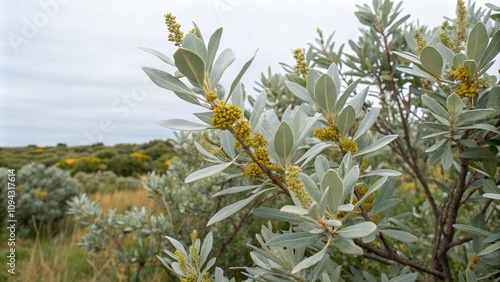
[7,163,81,234]
[136,1,499,281]
[107,154,144,176]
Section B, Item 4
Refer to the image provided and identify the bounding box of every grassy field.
[1,189,167,282]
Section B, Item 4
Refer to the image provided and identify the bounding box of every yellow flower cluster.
[164,13,184,47]
[246,132,268,148]
[211,101,242,130]
[35,147,44,153]
[439,21,453,49]
[455,0,467,51]
[415,32,427,54]
[314,125,339,142]
[339,139,358,153]
[242,163,263,179]
[285,166,312,208]
[206,92,218,103]
[233,120,252,141]
[175,250,189,276]
[130,152,149,162]
[293,48,309,79]
[254,147,281,171]
[453,65,480,98]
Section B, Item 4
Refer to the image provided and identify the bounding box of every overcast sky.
[0,0,494,147]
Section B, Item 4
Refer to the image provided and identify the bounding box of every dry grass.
[89,189,158,213]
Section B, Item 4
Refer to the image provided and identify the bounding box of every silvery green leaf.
[250,91,267,129]
[291,242,328,273]
[457,109,496,125]
[281,205,309,216]
[227,50,257,101]
[425,139,448,153]
[156,119,210,131]
[337,222,377,238]
[274,122,294,161]
[397,66,436,81]
[361,169,401,177]
[201,257,216,277]
[422,95,449,118]
[185,161,234,183]
[315,155,330,183]
[441,143,453,169]
[420,46,443,78]
[458,124,500,134]
[206,27,223,73]
[207,192,261,226]
[338,204,354,212]
[193,111,213,125]
[380,229,418,243]
[252,207,301,224]
[194,141,219,160]
[231,83,245,110]
[463,60,477,76]
[286,81,316,105]
[337,105,356,136]
[477,241,500,256]
[342,166,359,203]
[296,143,332,167]
[191,22,204,42]
[325,219,343,228]
[355,135,398,157]
[446,94,464,117]
[300,173,322,202]
[142,67,200,105]
[335,79,361,115]
[173,48,205,88]
[199,232,213,266]
[334,237,363,255]
[209,48,235,86]
[430,112,451,126]
[171,262,184,276]
[314,74,337,115]
[483,193,500,200]
[362,232,376,243]
[266,232,321,248]
[436,43,454,63]
[182,34,207,64]
[453,224,493,237]
[327,63,341,95]
[330,266,342,282]
[212,185,260,197]
[393,51,422,66]
[466,269,477,282]
[478,29,500,71]
[166,236,187,257]
[368,199,402,216]
[348,87,369,116]
[453,53,468,69]
[466,22,488,63]
[321,169,343,213]
[219,130,235,159]
[388,273,417,282]
[139,47,175,66]
[306,69,322,99]
[354,107,380,141]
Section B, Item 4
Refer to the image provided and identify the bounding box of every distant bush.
[73,157,102,173]
[143,141,170,160]
[107,154,143,177]
[94,149,117,159]
[56,143,67,147]
[9,163,81,234]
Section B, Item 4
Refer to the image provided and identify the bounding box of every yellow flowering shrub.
[210,101,242,130]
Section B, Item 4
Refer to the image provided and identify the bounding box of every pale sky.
[0,0,494,147]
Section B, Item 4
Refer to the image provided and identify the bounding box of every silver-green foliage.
[142,1,499,281]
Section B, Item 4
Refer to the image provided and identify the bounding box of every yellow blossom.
[174,250,189,276]
[165,13,184,46]
[34,189,48,201]
[339,139,358,153]
[415,31,427,54]
[293,48,309,79]
[206,92,218,103]
[247,132,268,148]
[439,21,453,49]
[285,166,312,208]
[254,147,281,171]
[453,64,482,98]
[211,101,242,130]
[242,163,263,179]
[233,120,252,141]
[314,125,339,142]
